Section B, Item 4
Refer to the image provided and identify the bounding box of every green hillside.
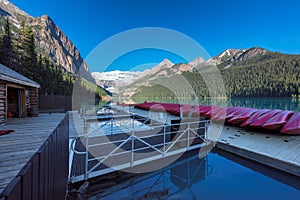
[132,52,300,101]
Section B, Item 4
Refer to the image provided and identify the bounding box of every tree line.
[0,17,107,101]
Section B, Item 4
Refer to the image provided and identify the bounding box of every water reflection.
[130,97,300,111]
[94,152,211,199]
[89,149,300,200]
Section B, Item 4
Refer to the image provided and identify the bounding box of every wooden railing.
[0,115,69,200]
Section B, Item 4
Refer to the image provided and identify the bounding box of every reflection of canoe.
[262,110,294,130]
[228,108,259,124]
[249,109,282,128]
[281,112,300,134]
[240,109,270,127]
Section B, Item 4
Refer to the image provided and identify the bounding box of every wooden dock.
[69,106,300,179]
[217,125,300,177]
[0,113,69,199]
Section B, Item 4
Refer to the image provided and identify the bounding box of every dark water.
[130,97,300,112]
[93,150,300,200]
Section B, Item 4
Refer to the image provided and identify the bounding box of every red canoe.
[211,107,243,121]
[240,109,271,127]
[280,112,300,134]
[227,108,259,124]
[249,109,282,128]
[199,106,211,116]
[202,106,224,119]
[222,107,246,121]
[261,110,294,130]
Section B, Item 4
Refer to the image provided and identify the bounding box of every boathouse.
[0,64,40,124]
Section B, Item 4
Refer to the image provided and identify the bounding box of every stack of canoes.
[134,102,300,135]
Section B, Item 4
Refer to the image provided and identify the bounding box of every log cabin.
[0,64,40,124]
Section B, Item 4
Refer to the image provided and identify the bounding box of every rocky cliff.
[0,0,89,74]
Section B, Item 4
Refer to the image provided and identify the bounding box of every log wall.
[28,87,39,117]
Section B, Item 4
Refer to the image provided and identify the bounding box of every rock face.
[147,59,174,75]
[188,57,205,67]
[0,0,89,74]
[208,47,269,64]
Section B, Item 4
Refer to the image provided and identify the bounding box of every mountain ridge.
[112,47,300,101]
[93,47,272,95]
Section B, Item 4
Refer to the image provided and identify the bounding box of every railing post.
[131,132,134,167]
[110,120,113,134]
[187,122,190,150]
[163,125,166,157]
[205,121,207,139]
[132,114,134,130]
[84,119,89,180]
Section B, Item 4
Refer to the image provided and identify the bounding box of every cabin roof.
[0,64,40,88]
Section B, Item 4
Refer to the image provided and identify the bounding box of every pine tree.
[0,17,14,69]
[16,21,38,80]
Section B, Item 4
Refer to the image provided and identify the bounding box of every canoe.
[280,112,300,134]
[210,107,243,121]
[227,108,259,124]
[134,102,155,110]
[210,106,227,121]
[213,107,248,122]
[249,109,282,128]
[240,109,271,127]
[222,107,245,121]
[202,106,224,119]
[261,110,294,130]
[199,106,211,115]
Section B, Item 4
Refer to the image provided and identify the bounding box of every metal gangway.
[69,106,211,183]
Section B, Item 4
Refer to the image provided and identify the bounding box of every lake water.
[90,149,300,199]
[129,97,300,112]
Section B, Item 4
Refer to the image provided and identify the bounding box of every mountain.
[0,0,89,74]
[116,47,300,102]
[189,57,205,67]
[147,59,174,75]
[92,70,147,94]
[207,47,269,65]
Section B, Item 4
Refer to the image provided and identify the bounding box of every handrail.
[70,138,85,155]
[71,108,210,180]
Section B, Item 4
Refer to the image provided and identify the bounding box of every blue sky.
[10,0,300,72]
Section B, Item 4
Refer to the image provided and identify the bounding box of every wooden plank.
[0,114,66,197]
[217,126,300,177]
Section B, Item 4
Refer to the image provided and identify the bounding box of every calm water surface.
[92,150,300,200]
[130,97,300,112]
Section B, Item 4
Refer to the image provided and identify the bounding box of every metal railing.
[70,112,210,182]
